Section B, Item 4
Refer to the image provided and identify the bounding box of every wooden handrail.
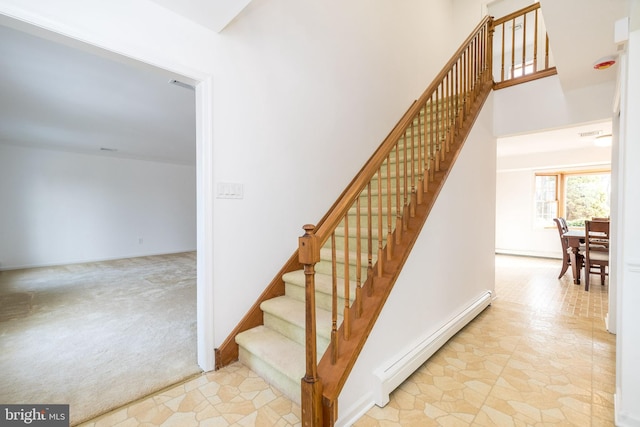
[492,3,540,26]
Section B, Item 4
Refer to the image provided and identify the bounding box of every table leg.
[569,247,582,284]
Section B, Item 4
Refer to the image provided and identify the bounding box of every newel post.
[299,224,323,427]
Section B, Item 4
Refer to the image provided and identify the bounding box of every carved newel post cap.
[299,224,320,264]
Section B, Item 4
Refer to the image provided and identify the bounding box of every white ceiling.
[149,0,252,32]
[539,0,629,92]
[0,17,196,165]
[497,120,613,157]
[492,0,628,156]
[0,1,629,165]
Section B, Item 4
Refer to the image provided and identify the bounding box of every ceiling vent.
[169,79,195,90]
[578,130,602,138]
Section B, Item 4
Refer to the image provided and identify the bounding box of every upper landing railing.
[492,2,557,89]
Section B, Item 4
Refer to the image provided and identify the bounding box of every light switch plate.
[216,182,244,199]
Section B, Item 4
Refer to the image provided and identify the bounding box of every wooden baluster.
[410,116,416,217]
[444,73,450,154]
[481,26,487,81]
[377,168,383,277]
[386,155,393,260]
[355,197,362,318]
[500,23,505,83]
[480,29,484,81]
[449,68,453,144]
[457,57,463,126]
[367,182,373,294]
[453,61,459,131]
[545,33,550,70]
[402,129,409,231]
[343,213,350,340]
[434,85,440,168]
[330,232,337,364]
[488,18,495,85]
[467,44,472,111]
[395,143,402,245]
[510,18,516,79]
[462,50,468,117]
[417,108,424,203]
[432,93,440,173]
[423,104,430,193]
[533,9,539,73]
[474,36,479,95]
[471,38,476,98]
[299,224,322,427]
[522,13,527,76]
[439,83,445,163]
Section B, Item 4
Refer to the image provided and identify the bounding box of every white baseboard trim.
[495,249,561,259]
[372,290,493,407]
[335,393,375,427]
[615,390,640,426]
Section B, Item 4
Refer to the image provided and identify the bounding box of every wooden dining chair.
[553,217,571,279]
[581,219,610,291]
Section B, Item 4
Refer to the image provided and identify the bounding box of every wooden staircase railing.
[492,3,557,89]
[214,5,558,427]
[299,16,495,427]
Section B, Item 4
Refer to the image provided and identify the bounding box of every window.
[511,60,535,79]
[534,170,610,227]
[534,175,558,227]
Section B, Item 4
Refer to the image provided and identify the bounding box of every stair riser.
[329,234,388,252]
[238,347,302,406]
[284,282,354,313]
[263,312,331,355]
[316,259,372,281]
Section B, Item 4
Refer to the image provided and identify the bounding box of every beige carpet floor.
[0,252,201,425]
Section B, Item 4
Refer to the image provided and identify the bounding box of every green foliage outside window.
[534,171,610,228]
[564,174,610,227]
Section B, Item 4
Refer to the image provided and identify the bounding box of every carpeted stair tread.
[260,295,337,343]
[282,270,357,301]
[235,325,305,384]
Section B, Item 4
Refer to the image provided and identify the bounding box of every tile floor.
[79,255,615,426]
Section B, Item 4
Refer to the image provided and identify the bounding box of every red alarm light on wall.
[593,56,616,70]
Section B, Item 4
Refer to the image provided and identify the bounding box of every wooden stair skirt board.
[372,290,492,407]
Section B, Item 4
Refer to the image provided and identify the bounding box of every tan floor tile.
[78,256,615,427]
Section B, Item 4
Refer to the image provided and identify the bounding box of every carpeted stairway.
[234,106,444,404]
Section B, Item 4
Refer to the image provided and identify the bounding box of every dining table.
[562,229,585,284]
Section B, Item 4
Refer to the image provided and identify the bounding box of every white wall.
[616,1,640,424]
[338,94,496,425]
[496,147,611,258]
[493,72,615,259]
[208,0,460,343]
[0,144,196,269]
[0,0,464,369]
[494,75,617,137]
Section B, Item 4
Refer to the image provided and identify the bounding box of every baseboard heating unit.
[373,290,493,406]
